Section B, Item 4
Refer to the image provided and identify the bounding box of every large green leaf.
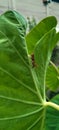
[0,10,27,41]
[46,95,59,130]
[26,16,57,53]
[0,11,59,130]
[46,61,59,91]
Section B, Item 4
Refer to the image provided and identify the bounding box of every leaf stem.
[44,101,59,111]
[50,61,59,74]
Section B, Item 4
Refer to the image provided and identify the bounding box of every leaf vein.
[0,107,43,121]
[0,67,37,95]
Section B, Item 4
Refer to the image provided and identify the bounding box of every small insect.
[31,53,37,68]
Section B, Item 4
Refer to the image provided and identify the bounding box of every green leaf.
[0,11,43,130]
[0,11,59,130]
[46,61,59,91]
[26,16,57,54]
[34,29,59,100]
[46,95,59,130]
[0,10,27,40]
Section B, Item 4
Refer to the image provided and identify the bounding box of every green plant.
[51,45,59,65]
[46,61,59,92]
[0,10,59,130]
[27,16,36,31]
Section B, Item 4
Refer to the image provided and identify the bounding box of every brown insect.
[31,53,37,68]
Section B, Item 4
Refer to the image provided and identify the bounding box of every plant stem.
[50,61,59,74]
[44,101,59,111]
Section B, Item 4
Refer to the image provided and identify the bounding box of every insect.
[31,53,37,68]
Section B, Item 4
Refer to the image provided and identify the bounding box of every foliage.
[27,17,36,31]
[51,45,59,65]
[46,61,59,92]
[0,10,59,130]
[46,94,59,130]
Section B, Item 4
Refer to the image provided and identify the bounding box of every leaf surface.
[26,16,57,53]
[46,62,59,91]
[46,95,59,130]
[0,11,59,130]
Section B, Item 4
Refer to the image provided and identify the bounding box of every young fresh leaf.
[26,16,57,54]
